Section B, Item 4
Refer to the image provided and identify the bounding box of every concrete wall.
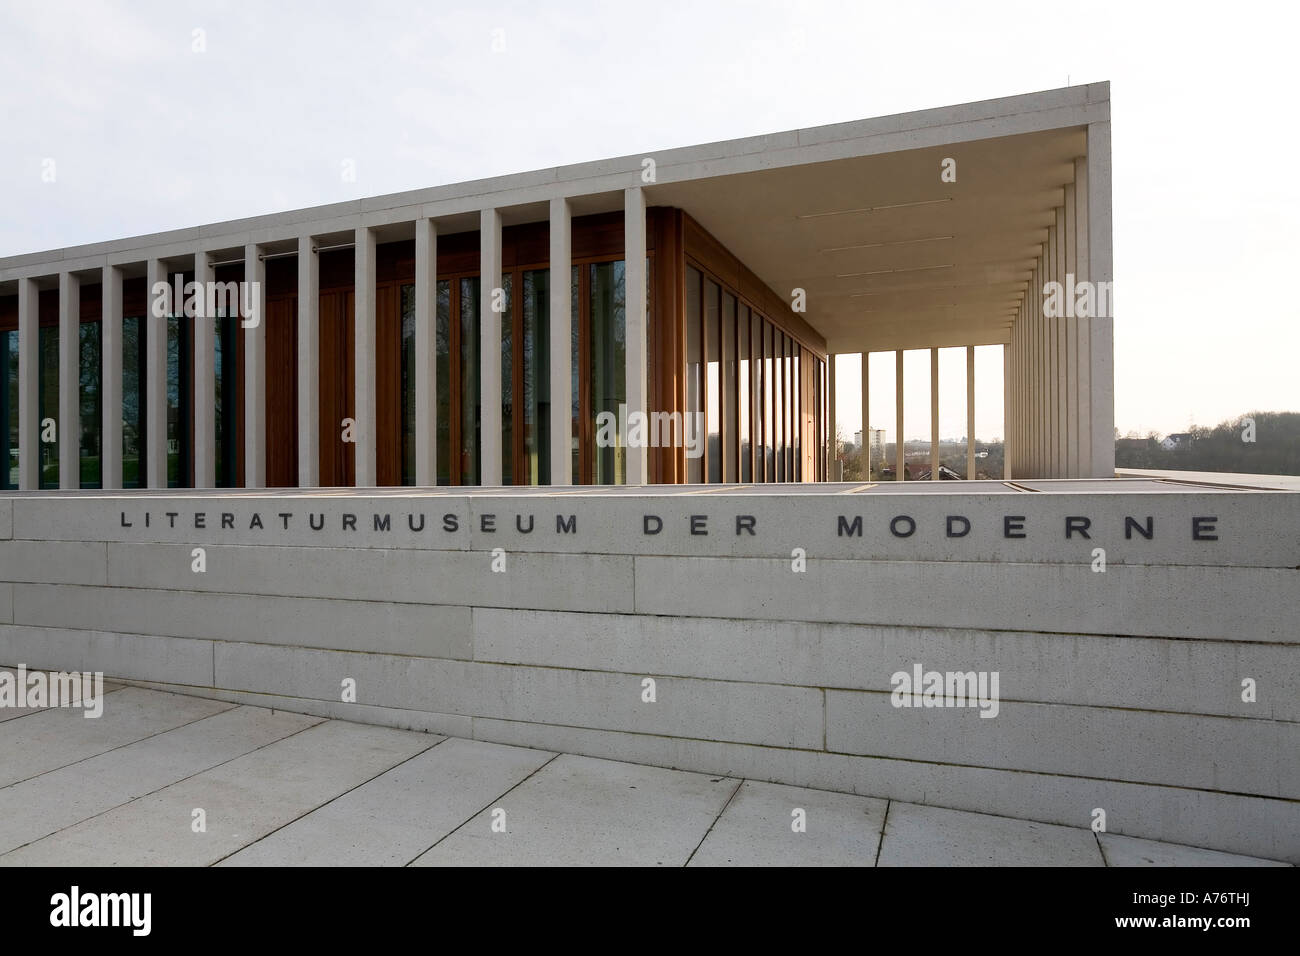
[0,484,1296,861]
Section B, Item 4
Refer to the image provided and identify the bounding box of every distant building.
[1161,432,1193,451]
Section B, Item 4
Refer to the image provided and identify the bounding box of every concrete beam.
[624,187,649,487]
[354,227,377,487]
[413,220,436,487]
[298,234,320,488]
[549,199,573,485]
[479,209,502,487]
[242,245,266,487]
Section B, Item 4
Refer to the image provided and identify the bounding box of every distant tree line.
[1115,411,1300,476]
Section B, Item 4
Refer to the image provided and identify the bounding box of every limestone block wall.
[0,483,1296,861]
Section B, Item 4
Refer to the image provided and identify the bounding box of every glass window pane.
[723,292,737,484]
[501,273,513,486]
[436,280,451,485]
[38,323,57,488]
[79,319,101,488]
[460,277,480,485]
[764,322,774,482]
[122,315,144,488]
[705,278,720,483]
[400,284,416,486]
[590,260,626,485]
[523,269,550,486]
[2,331,16,489]
[571,265,579,483]
[685,267,702,483]
[738,306,750,483]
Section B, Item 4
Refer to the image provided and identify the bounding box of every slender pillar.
[1003,342,1012,479]
[479,209,502,486]
[1074,155,1093,477]
[242,245,266,487]
[1063,186,1079,477]
[826,354,836,480]
[101,265,123,490]
[930,347,940,480]
[413,220,436,487]
[624,187,649,486]
[146,258,168,489]
[859,352,870,478]
[966,345,976,480]
[1046,217,1058,478]
[1086,122,1115,477]
[193,250,215,488]
[298,234,320,487]
[58,272,79,488]
[894,350,904,481]
[354,227,377,487]
[1055,205,1068,476]
[549,198,573,485]
[17,277,38,490]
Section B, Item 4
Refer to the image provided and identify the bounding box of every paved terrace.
[0,683,1288,866]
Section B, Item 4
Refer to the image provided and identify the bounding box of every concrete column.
[146,258,168,489]
[1055,205,1068,477]
[966,345,976,480]
[1086,122,1115,477]
[412,220,436,487]
[354,226,377,487]
[242,245,266,487]
[101,265,123,490]
[1046,216,1058,478]
[894,349,903,481]
[549,198,573,485]
[57,272,79,488]
[930,347,939,480]
[1063,186,1079,477]
[479,208,503,486]
[193,250,215,489]
[859,352,869,478]
[298,234,320,488]
[1074,155,1094,477]
[1035,254,1045,477]
[17,277,38,490]
[826,354,836,480]
[624,187,649,486]
[1003,342,1012,479]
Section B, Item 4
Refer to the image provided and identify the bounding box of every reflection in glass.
[685,267,701,483]
[436,280,451,485]
[590,260,625,485]
[460,278,480,485]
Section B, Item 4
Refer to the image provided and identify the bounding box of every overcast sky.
[2,0,1295,443]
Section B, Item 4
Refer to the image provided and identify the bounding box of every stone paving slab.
[0,706,320,856]
[876,802,1106,867]
[412,754,738,867]
[689,780,888,866]
[0,720,435,866]
[0,687,232,788]
[1098,832,1292,867]
[0,684,1290,867]
[0,680,125,722]
[221,737,553,866]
